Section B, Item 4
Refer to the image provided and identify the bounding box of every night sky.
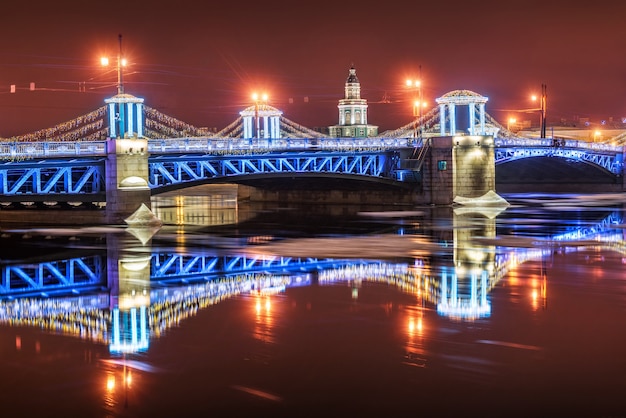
[1,0,624,137]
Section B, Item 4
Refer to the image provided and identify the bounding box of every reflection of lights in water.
[531,289,539,310]
[106,374,115,392]
[120,256,151,272]
[404,304,426,367]
[151,189,238,227]
[253,294,275,344]
[176,196,184,225]
[110,306,149,354]
[103,365,133,411]
[530,277,538,289]
[255,296,272,316]
[438,271,491,320]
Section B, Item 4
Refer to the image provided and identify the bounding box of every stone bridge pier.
[419,135,496,205]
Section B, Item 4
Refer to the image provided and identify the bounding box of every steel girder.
[495,147,623,174]
[148,151,395,188]
[151,253,342,282]
[0,159,106,198]
[0,256,105,297]
[551,211,624,242]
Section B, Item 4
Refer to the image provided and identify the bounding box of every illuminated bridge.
[0,90,623,206]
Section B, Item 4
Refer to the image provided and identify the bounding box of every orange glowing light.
[107,375,116,392]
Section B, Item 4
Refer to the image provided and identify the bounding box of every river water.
[0,186,624,417]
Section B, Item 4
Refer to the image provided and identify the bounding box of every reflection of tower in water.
[108,233,151,354]
[437,210,497,320]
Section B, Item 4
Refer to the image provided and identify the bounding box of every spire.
[346,66,359,84]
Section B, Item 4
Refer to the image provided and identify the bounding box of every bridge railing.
[495,137,623,153]
[147,137,412,154]
[0,141,107,160]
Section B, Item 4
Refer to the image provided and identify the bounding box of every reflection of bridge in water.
[0,210,623,355]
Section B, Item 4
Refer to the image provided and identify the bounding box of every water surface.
[1,189,624,417]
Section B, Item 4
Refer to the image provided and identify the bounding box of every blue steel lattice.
[0,159,106,198]
[0,256,105,297]
[148,151,396,188]
[151,253,343,283]
[495,147,623,174]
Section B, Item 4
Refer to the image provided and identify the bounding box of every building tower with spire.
[329,66,378,138]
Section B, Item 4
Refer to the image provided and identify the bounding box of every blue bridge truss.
[495,139,623,174]
[0,137,622,201]
[0,158,105,201]
[149,150,401,190]
[0,255,105,298]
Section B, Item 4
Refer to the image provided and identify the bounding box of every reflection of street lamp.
[101,34,127,95]
[251,92,268,139]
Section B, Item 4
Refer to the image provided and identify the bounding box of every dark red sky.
[1,0,625,137]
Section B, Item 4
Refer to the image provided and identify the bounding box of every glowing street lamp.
[406,71,424,140]
[594,130,602,142]
[252,92,268,139]
[507,117,517,131]
[101,34,127,95]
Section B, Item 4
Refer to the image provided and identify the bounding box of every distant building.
[328,66,378,138]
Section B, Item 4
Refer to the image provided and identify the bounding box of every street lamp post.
[101,34,127,95]
[406,66,427,143]
[117,34,124,95]
[531,84,547,138]
[406,79,422,141]
[540,83,547,139]
[101,34,129,138]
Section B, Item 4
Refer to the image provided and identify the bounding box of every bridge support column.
[452,135,496,200]
[422,135,495,205]
[105,138,152,224]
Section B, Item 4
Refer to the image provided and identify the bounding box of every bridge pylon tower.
[104,94,145,139]
[103,92,152,224]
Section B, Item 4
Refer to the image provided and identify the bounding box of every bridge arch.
[147,150,408,193]
[496,156,620,188]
